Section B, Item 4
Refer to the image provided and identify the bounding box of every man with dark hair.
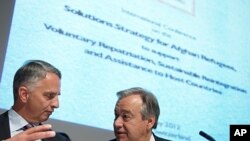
[110,87,170,141]
[0,60,70,141]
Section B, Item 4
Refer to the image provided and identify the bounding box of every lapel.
[42,132,66,141]
[0,111,11,140]
[153,133,168,141]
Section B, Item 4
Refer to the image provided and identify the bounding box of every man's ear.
[147,116,156,130]
[18,86,29,103]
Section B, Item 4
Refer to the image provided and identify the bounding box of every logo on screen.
[230,125,249,141]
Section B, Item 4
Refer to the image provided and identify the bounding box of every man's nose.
[114,116,123,127]
[51,96,59,108]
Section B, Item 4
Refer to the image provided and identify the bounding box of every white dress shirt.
[8,109,41,141]
[8,109,29,137]
[150,134,156,141]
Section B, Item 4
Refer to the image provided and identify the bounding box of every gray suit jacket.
[0,111,70,141]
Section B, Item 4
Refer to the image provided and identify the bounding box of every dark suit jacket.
[109,133,171,141]
[0,111,70,141]
[154,134,171,141]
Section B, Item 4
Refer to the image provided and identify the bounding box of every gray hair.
[13,60,61,102]
[116,87,160,129]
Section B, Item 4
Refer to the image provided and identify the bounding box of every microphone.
[199,130,216,141]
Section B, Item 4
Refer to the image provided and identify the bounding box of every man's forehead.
[115,95,143,111]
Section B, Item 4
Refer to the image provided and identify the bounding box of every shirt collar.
[8,109,29,133]
[150,134,155,141]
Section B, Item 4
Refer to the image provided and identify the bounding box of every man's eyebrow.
[43,91,60,96]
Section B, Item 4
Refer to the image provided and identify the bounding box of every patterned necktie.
[22,124,34,131]
[22,124,43,141]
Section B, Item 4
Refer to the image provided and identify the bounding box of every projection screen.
[1,0,250,141]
